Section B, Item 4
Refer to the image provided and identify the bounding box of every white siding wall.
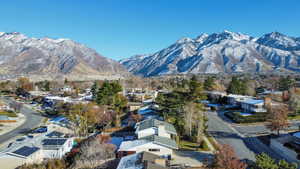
[137,128,156,138]
[125,142,173,157]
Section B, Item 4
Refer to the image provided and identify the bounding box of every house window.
[149,149,160,152]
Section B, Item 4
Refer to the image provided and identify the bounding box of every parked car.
[33,126,48,133]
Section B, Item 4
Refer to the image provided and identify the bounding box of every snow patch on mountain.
[121,30,300,77]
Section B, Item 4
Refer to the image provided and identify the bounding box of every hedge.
[225,111,267,123]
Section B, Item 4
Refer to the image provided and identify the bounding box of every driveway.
[171,150,214,167]
[0,97,44,145]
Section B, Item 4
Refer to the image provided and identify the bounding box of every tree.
[278,76,294,91]
[68,103,114,136]
[44,80,50,91]
[91,81,99,101]
[189,75,205,100]
[183,102,207,143]
[73,138,116,169]
[210,144,247,169]
[9,101,23,113]
[253,153,278,169]
[96,81,122,105]
[252,153,297,169]
[204,76,215,91]
[288,91,300,114]
[278,159,297,169]
[64,78,68,85]
[17,77,33,91]
[112,94,128,127]
[266,105,289,135]
[227,77,247,95]
[19,159,66,169]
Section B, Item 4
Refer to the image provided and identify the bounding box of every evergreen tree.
[91,81,99,101]
[227,76,247,95]
[253,153,278,169]
[252,153,297,169]
[204,76,215,91]
[278,76,294,91]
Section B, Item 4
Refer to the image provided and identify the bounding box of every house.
[117,135,178,158]
[227,94,253,106]
[240,99,267,113]
[206,91,227,103]
[42,138,73,159]
[128,102,143,112]
[135,119,177,139]
[61,86,73,92]
[117,151,168,169]
[6,146,43,164]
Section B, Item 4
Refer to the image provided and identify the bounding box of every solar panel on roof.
[12,146,40,157]
[43,138,67,145]
[46,131,64,137]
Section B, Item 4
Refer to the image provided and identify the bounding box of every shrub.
[200,140,210,151]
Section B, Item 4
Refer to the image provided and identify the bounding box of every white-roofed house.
[135,119,177,139]
[240,99,267,113]
[227,94,253,106]
[117,135,178,158]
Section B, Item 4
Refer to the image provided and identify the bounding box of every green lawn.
[179,139,210,151]
[288,114,300,120]
[0,110,18,117]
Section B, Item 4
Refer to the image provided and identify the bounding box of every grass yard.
[179,139,210,151]
[0,110,17,117]
[288,114,300,120]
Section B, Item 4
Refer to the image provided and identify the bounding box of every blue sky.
[0,0,299,60]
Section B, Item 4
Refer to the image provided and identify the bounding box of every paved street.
[0,97,44,144]
[206,110,294,163]
[206,111,256,161]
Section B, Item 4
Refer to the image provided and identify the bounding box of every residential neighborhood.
[1,1,300,169]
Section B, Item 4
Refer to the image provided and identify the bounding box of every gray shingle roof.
[142,135,178,149]
[137,119,177,135]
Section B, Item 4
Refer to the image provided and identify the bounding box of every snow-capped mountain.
[0,32,127,80]
[120,30,300,77]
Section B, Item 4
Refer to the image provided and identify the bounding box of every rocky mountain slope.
[0,32,127,81]
[121,31,300,77]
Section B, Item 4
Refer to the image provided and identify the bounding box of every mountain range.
[0,32,127,81]
[120,31,300,77]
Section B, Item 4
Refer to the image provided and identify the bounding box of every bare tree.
[74,138,116,169]
[9,101,23,113]
[183,102,206,143]
[210,144,247,169]
[266,105,289,135]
